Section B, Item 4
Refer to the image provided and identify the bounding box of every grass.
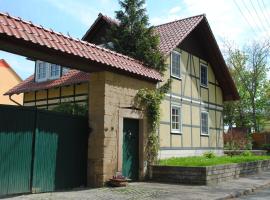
[158,155,270,167]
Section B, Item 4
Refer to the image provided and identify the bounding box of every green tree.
[108,0,166,73]
[224,41,270,132]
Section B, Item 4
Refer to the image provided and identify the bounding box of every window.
[50,64,60,79]
[171,105,182,133]
[62,67,69,75]
[201,112,209,135]
[36,61,47,82]
[200,64,208,86]
[171,51,181,78]
[35,60,63,82]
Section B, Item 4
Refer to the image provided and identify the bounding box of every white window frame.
[49,63,61,80]
[201,111,209,136]
[62,67,69,75]
[171,51,181,79]
[200,63,208,87]
[35,61,48,82]
[171,104,182,134]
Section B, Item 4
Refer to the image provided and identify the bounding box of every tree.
[108,0,166,73]
[224,41,270,132]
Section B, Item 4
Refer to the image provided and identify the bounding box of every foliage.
[107,0,166,73]
[159,155,270,167]
[223,131,252,150]
[240,150,253,157]
[203,151,216,159]
[136,80,171,165]
[223,41,270,132]
[262,144,270,151]
[52,102,88,117]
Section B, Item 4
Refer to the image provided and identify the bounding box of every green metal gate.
[0,105,89,196]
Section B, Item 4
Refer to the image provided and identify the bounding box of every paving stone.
[4,170,270,200]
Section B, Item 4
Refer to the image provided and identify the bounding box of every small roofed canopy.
[83,13,239,101]
[0,12,162,85]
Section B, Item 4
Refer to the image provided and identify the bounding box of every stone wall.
[150,160,270,185]
[88,71,155,187]
[224,150,267,156]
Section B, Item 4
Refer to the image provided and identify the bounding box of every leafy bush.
[52,102,88,117]
[240,150,253,157]
[262,144,270,151]
[203,151,216,159]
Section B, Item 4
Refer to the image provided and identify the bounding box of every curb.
[216,181,270,200]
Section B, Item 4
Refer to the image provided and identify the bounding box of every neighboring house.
[0,59,23,105]
[5,62,89,109]
[6,13,239,158]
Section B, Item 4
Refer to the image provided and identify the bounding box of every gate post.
[87,71,155,187]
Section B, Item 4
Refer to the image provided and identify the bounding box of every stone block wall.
[88,71,155,187]
[150,160,270,185]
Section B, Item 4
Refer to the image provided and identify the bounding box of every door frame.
[118,108,146,180]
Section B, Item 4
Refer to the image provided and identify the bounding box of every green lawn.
[159,155,270,167]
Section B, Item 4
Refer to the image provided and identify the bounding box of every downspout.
[9,94,22,106]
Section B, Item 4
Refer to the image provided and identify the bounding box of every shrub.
[52,102,88,117]
[262,144,270,151]
[203,151,216,159]
[241,150,253,157]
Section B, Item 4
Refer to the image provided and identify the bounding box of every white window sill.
[200,84,208,89]
[201,133,209,137]
[171,130,182,134]
[171,75,182,80]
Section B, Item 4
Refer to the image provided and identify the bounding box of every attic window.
[50,64,61,79]
[171,51,181,78]
[35,60,62,82]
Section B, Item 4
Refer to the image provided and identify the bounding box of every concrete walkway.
[4,170,270,200]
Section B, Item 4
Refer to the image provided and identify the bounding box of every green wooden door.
[122,118,139,180]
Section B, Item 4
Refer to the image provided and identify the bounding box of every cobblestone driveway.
[5,171,270,200]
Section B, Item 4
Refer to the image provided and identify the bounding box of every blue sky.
[0,0,269,79]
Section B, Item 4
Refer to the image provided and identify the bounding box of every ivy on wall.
[137,79,171,165]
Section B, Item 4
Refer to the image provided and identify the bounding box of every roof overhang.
[0,12,162,84]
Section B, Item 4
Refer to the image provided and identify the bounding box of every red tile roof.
[154,15,205,55]
[0,59,10,68]
[83,13,205,55]
[5,70,89,95]
[0,12,162,83]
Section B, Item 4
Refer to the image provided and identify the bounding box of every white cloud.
[169,6,181,14]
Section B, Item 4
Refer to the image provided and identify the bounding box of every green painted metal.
[0,105,88,196]
[0,106,35,196]
[122,118,139,180]
[32,110,88,193]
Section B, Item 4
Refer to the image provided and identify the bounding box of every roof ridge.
[0,12,153,72]
[154,14,205,28]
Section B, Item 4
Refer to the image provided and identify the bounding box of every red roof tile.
[0,12,162,83]
[82,13,205,55]
[0,59,10,68]
[154,15,205,55]
[5,69,89,95]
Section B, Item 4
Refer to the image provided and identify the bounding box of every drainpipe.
[9,95,22,106]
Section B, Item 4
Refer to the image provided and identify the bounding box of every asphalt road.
[236,187,270,199]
